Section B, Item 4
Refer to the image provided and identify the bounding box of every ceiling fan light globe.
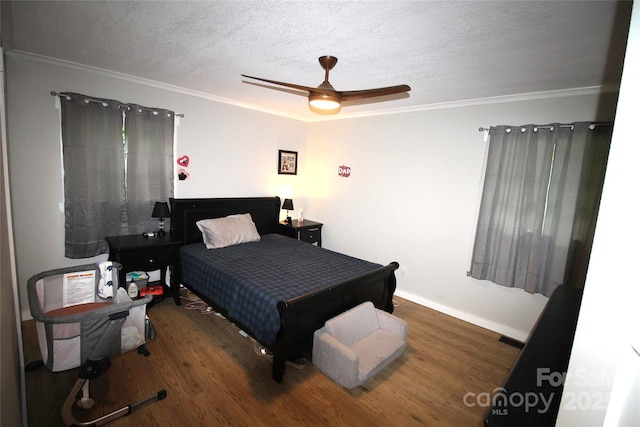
[308,94,341,110]
[309,99,340,110]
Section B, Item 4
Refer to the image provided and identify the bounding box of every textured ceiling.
[1,1,630,121]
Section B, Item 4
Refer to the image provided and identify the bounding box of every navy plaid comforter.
[180,233,382,344]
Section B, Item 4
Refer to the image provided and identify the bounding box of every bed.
[169,197,399,382]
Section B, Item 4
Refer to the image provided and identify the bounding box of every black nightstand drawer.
[278,219,323,247]
[122,247,175,270]
[300,227,321,244]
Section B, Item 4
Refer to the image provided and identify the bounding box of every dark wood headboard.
[169,197,281,244]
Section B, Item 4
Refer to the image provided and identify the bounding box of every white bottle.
[297,208,304,223]
[127,281,138,299]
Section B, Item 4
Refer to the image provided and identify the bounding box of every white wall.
[557,1,640,425]
[5,52,618,342]
[1,47,24,427]
[306,93,618,340]
[5,53,307,319]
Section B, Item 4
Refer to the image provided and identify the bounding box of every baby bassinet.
[27,261,165,426]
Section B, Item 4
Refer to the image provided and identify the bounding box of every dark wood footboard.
[177,260,399,383]
[270,261,399,382]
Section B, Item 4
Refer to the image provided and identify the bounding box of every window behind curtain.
[60,93,175,258]
[469,122,611,297]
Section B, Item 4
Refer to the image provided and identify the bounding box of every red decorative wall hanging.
[177,155,190,180]
[338,165,351,177]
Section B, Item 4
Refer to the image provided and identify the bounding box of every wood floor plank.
[23,295,520,426]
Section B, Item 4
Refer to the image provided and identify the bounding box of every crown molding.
[7,50,614,123]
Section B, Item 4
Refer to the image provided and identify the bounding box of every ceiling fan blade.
[241,74,319,94]
[243,57,410,113]
[339,84,411,102]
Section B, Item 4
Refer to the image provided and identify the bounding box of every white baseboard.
[393,289,530,343]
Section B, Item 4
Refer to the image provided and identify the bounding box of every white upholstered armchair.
[312,301,407,389]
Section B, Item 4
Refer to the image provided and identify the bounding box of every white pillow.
[196,213,261,249]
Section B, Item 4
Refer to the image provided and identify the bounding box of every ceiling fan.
[242,56,411,113]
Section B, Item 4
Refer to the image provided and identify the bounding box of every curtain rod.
[50,91,185,118]
[479,122,612,132]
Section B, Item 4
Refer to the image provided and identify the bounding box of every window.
[58,92,175,258]
[469,123,611,296]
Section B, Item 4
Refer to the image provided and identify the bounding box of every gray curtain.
[60,93,174,258]
[61,94,125,258]
[469,122,611,296]
[124,105,175,235]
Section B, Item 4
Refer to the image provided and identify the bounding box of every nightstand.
[278,219,323,246]
[105,234,182,304]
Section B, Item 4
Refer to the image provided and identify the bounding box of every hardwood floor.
[23,295,520,426]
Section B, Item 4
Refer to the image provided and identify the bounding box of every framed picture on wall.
[278,150,298,175]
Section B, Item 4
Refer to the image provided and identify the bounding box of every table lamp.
[282,198,294,226]
[152,201,170,236]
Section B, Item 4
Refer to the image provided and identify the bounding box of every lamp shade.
[282,198,294,211]
[152,201,170,218]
